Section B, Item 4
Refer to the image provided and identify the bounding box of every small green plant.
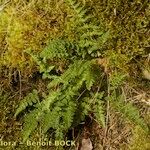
[15,59,105,142]
[14,0,110,142]
[108,71,148,132]
[14,0,149,146]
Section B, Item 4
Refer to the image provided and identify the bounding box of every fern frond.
[62,100,77,129]
[40,39,70,59]
[22,109,41,142]
[22,60,101,140]
[15,90,39,117]
[79,96,92,121]
[93,92,105,127]
[41,108,61,134]
[66,0,88,23]
[40,87,79,138]
[48,60,97,89]
[111,93,148,131]
[66,0,110,58]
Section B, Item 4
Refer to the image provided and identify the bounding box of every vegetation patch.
[0,0,150,149]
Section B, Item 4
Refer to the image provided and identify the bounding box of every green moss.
[0,0,68,72]
[129,126,150,150]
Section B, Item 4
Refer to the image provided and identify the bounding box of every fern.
[16,33,108,141]
[40,39,71,59]
[74,91,106,128]
[15,59,103,141]
[78,96,92,121]
[48,59,97,90]
[93,92,105,127]
[26,49,56,79]
[14,89,39,117]
[66,0,90,23]
[65,0,110,58]
[110,93,148,131]
[108,72,148,131]
[25,0,110,63]
[22,108,42,142]
[14,0,149,145]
